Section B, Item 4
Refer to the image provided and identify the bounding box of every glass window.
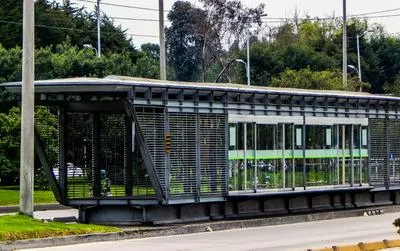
[237,123,245,150]
[229,124,236,150]
[353,126,361,149]
[295,126,303,148]
[326,128,332,146]
[257,124,275,150]
[362,127,368,147]
[246,123,255,150]
[285,124,293,149]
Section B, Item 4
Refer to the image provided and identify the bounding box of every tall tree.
[0,0,135,53]
[166,1,206,81]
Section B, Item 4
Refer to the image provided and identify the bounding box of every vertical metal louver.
[99,114,127,197]
[388,120,400,185]
[35,106,61,186]
[199,114,227,197]
[135,107,166,195]
[369,119,387,186]
[65,113,94,198]
[169,113,197,198]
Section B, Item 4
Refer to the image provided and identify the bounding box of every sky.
[64,0,400,47]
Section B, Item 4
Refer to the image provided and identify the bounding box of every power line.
[0,19,158,38]
[73,0,170,12]
[351,7,400,17]
[109,16,170,23]
[261,12,400,21]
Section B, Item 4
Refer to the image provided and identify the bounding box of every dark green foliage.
[0,0,134,54]
[0,107,20,185]
[270,68,359,91]
[166,1,206,81]
[383,74,400,97]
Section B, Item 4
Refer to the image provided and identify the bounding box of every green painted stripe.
[228,149,368,160]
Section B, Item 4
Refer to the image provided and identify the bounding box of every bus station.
[4,76,400,224]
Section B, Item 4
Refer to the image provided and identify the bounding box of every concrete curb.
[1,205,400,251]
[0,204,69,214]
[308,239,400,251]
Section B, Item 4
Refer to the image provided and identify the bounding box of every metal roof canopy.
[2,75,400,102]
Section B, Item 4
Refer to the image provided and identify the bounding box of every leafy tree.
[368,35,400,93]
[270,67,360,91]
[0,107,21,185]
[383,73,400,96]
[166,1,206,81]
[141,43,160,60]
[0,0,135,53]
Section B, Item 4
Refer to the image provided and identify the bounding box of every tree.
[368,35,400,93]
[270,68,360,91]
[0,0,135,53]
[0,107,21,185]
[383,73,400,97]
[141,43,160,61]
[166,1,206,81]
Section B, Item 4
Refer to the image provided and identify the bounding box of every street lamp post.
[159,0,166,80]
[236,59,249,86]
[347,64,362,92]
[83,44,98,56]
[356,29,374,84]
[215,59,247,83]
[96,0,101,58]
[246,27,250,86]
[343,0,347,88]
[245,13,267,86]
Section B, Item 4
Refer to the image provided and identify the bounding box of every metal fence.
[369,118,400,187]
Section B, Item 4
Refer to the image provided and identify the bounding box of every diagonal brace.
[123,99,165,201]
[34,128,63,203]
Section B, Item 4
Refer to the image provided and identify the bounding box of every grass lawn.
[0,214,119,241]
[0,187,56,206]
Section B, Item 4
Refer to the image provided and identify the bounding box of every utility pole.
[96,0,101,57]
[159,0,166,80]
[342,0,347,88]
[20,0,35,217]
[246,26,250,86]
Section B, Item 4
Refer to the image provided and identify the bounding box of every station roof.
[1,75,399,102]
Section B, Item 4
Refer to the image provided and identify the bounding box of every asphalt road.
[22,212,400,251]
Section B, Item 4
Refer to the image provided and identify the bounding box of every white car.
[53,163,83,179]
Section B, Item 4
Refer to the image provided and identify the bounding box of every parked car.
[53,163,83,179]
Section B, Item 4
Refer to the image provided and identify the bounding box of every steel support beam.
[34,129,62,202]
[123,99,165,201]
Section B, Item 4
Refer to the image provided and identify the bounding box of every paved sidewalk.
[0,204,69,214]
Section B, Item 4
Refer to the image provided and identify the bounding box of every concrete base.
[77,189,397,225]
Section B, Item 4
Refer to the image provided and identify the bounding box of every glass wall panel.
[229,124,236,151]
[257,124,275,150]
[247,123,254,150]
[229,120,369,191]
[237,123,245,150]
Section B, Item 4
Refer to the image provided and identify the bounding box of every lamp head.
[347,64,358,73]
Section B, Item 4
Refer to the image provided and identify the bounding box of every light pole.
[347,64,362,91]
[215,59,247,83]
[159,0,166,80]
[96,0,101,57]
[356,29,374,84]
[236,59,249,86]
[83,44,98,56]
[245,13,267,86]
[342,0,347,88]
